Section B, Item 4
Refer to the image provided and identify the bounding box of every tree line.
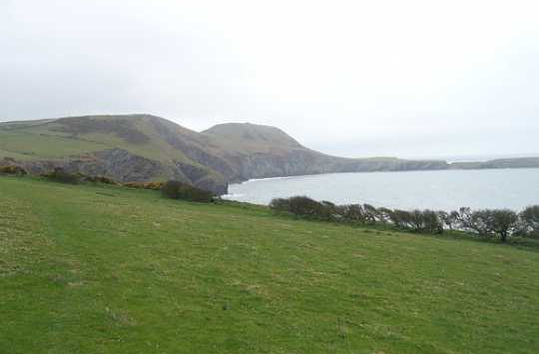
[270,196,539,242]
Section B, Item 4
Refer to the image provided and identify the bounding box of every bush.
[287,196,332,220]
[377,207,393,223]
[269,198,291,213]
[269,196,524,242]
[43,167,79,184]
[84,175,117,185]
[422,210,443,234]
[269,196,335,220]
[520,205,539,238]
[389,209,413,229]
[123,181,164,190]
[161,180,213,202]
[336,204,365,224]
[363,204,378,223]
[0,165,27,176]
[466,209,519,242]
[438,210,459,230]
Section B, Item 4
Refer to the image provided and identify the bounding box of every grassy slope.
[1,177,538,354]
[0,119,191,163]
[0,117,224,183]
[0,130,111,160]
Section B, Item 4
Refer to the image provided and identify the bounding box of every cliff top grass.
[1,176,538,354]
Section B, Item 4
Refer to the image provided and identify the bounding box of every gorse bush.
[161,180,213,203]
[84,175,117,185]
[269,196,535,242]
[43,167,80,184]
[0,165,27,176]
[124,181,164,190]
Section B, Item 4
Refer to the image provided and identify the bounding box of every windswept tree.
[363,204,378,223]
[438,210,460,230]
[377,207,393,224]
[466,209,519,242]
[389,209,413,229]
[422,210,443,234]
[520,205,539,238]
[337,204,365,224]
[485,209,519,242]
[457,207,488,234]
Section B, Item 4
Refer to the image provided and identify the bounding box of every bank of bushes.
[123,181,164,190]
[0,165,27,176]
[42,167,80,184]
[161,180,214,203]
[270,196,539,242]
[41,168,117,185]
[38,169,214,203]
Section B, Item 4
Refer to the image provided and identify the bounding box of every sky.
[1,0,538,159]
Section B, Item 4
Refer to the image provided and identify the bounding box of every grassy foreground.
[1,177,538,354]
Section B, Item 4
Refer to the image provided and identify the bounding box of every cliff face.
[2,114,534,195]
[201,124,448,181]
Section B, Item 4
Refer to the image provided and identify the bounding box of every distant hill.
[1,114,537,194]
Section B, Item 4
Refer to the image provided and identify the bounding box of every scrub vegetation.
[270,196,539,243]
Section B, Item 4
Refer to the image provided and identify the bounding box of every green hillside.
[1,176,538,354]
[0,115,200,163]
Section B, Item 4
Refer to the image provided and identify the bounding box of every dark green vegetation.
[161,180,214,203]
[42,167,81,184]
[270,196,539,243]
[1,176,539,354]
[5,114,535,197]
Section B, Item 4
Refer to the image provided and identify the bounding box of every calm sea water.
[224,168,539,211]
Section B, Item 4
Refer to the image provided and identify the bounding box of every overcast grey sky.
[1,0,538,159]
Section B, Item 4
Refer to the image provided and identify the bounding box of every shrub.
[84,175,117,185]
[336,204,365,224]
[487,209,519,242]
[363,204,378,223]
[520,205,539,238]
[43,167,79,184]
[270,196,334,220]
[456,207,487,234]
[287,196,331,220]
[123,181,164,190]
[269,198,291,213]
[377,207,393,223]
[161,180,213,202]
[321,201,338,215]
[389,209,413,229]
[390,209,443,234]
[438,210,460,230]
[422,210,443,234]
[0,165,27,176]
[467,209,519,242]
[409,210,427,232]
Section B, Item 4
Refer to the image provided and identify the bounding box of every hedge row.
[270,196,539,242]
[38,168,214,203]
[161,180,214,203]
[0,165,27,176]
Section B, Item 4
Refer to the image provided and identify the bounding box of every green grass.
[1,176,538,354]
[0,131,110,160]
[0,118,223,183]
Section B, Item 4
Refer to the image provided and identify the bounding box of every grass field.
[1,176,538,354]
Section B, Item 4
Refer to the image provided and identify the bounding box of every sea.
[223,168,539,211]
